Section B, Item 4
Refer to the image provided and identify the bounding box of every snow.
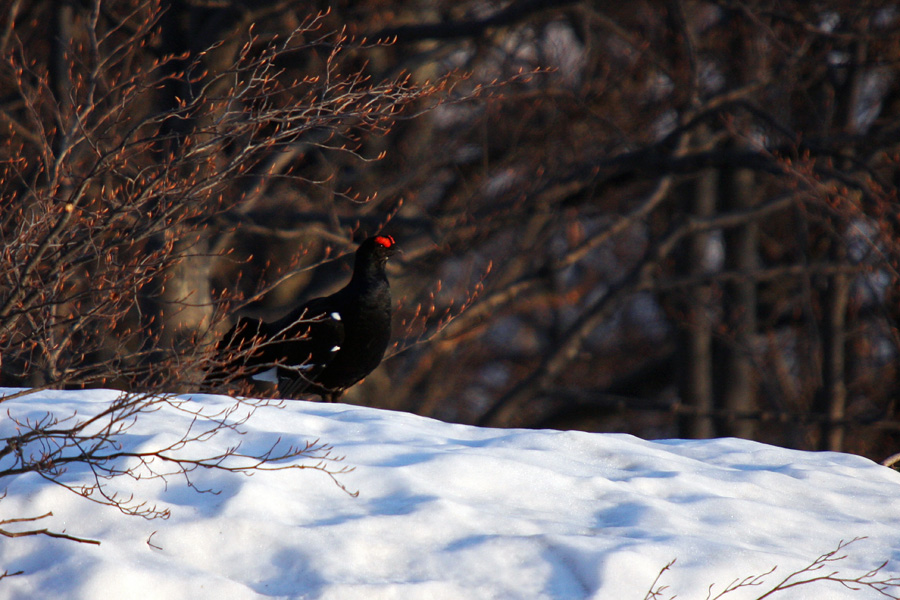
[1,389,900,599]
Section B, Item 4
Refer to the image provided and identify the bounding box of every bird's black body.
[207,235,398,402]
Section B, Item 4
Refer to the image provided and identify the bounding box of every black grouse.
[207,235,399,402]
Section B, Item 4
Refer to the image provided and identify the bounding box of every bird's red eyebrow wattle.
[375,235,395,248]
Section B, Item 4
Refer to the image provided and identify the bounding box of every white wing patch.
[331,345,341,352]
[251,367,279,383]
[330,312,342,321]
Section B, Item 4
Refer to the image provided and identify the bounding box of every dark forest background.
[3,0,900,463]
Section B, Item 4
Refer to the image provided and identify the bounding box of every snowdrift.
[0,389,899,599]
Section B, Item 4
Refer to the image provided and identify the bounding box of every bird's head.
[355,235,400,271]
[363,235,399,258]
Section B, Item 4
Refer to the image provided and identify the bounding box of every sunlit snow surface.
[1,389,899,599]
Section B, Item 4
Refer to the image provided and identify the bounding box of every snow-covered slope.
[0,389,899,599]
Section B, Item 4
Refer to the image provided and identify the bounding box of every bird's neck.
[341,262,387,308]
[351,259,388,287]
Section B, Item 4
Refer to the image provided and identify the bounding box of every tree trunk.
[677,166,717,439]
[818,269,850,451]
[720,165,758,439]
